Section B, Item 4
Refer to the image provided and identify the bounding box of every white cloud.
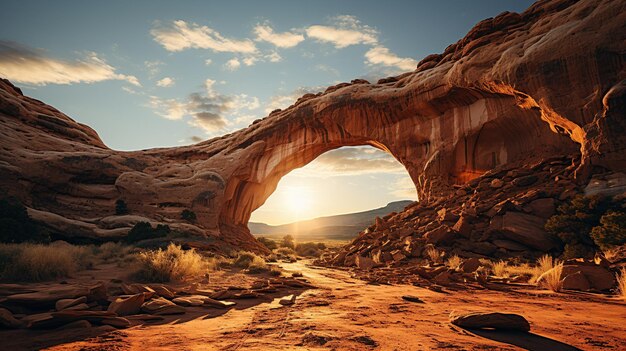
[365,46,417,71]
[306,15,378,48]
[242,56,257,66]
[224,58,241,71]
[149,77,261,133]
[156,77,174,87]
[204,58,213,66]
[151,20,256,53]
[266,51,282,62]
[391,175,417,199]
[144,60,163,77]
[149,96,186,120]
[0,41,140,86]
[253,24,305,48]
[315,64,340,76]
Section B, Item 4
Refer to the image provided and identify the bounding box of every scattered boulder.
[55,296,87,311]
[525,198,555,218]
[490,179,504,188]
[141,297,186,315]
[424,225,455,245]
[512,175,538,187]
[7,286,89,307]
[459,257,482,273]
[0,308,22,328]
[107,293,145,316]
[539,264,617,291]
[100,317,131,329]
[452,216,473,238]
[401,295,424,303]
[561,271,591,291]
[356,256,375,271]
[497,212,557,251]
[449,311,530,331]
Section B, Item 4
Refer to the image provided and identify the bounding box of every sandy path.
[43,261,626,350]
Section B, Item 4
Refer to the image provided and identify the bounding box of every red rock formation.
[0,0,624,252]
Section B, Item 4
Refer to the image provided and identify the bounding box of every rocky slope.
[0,0,624,252]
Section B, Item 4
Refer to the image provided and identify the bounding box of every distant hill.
[248,200,414,240]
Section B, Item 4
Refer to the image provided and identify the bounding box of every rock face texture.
[0,0,624,250]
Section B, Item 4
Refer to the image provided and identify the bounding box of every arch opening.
[246,145,417,241]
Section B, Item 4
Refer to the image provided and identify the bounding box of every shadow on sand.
[467,329,583,351]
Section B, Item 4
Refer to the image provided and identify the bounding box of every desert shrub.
[0,243,96,282]
[425,247,442,264]
[257,237,278,250]
[545,195,620,258]
[590,211,626,250]
[539,262,564,292]
[136,243,206,282]
[0,198,49,244]
[115,199,129,215]
[181,209,197,223]
[269,267,282,277]
[295,242,324,257]
[275,247,297,261]
[247,256,269,273]
[123,222,170,243]
[280,235,295,249]
[491,260,508,277]
[446,255,462,270]
[617,268,626,301]
[96,242,134,262]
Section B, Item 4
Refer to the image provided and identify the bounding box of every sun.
[283,186,313,214]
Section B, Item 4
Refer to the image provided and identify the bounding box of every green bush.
[257,237,278,250]
[123,222,170,243]
[0,198,49,244]
[591,211,626,250]
[181,209,197,222]
[545,195,622,258]
[115,199,129,215]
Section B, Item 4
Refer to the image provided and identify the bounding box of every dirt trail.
[45,261,626,350]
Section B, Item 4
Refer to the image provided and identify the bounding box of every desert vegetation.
[545,195,626,258]
[136,243,209,282]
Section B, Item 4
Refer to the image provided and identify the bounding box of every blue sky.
[0,0,535,224]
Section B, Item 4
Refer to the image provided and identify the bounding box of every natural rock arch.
[0,0,623,252]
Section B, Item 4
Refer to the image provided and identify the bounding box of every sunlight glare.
[283,185,313,214]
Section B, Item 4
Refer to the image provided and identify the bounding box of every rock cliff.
[0,0,624,252]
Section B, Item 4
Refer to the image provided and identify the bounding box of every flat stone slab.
[449,311,530,332]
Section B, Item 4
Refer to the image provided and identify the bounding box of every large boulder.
[492,212,558,251]
[107,293,145,316]
[449,311,530,331]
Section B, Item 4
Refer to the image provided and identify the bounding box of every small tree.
[591,211,626,250]
[115,199,129,215]
[281,234,295,249]
[181,209,197,223]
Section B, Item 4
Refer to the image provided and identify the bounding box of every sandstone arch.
[0,0,623,252]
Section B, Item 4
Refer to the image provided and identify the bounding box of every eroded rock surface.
[0,0,624,250]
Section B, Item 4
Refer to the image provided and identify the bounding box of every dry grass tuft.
[446,254,462,270]
[136,243,207,282]
[617,267,626,301]
[491,260,508,278]
[425,247,443,264]
[539,261,564,292]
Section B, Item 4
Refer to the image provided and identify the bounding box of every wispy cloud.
[0,41,140,86]
[254,24,305,48]
[156,77,174,87]
[144,60,163,78]
[224,57,241,71]
[149,78,260,133]
[306,15,378,48]
[365,46,417,71]
[304,147,406,176]
[151,20,256,53]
